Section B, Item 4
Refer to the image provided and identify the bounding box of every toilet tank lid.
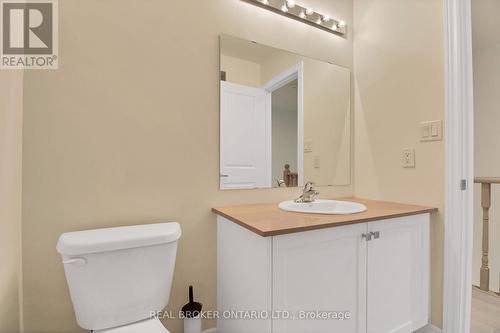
[56,222,181,256]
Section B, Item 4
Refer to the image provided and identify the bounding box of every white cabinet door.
[220,81,270,189]
[273,224,367,333]
[217,217,273,333]
[366,215,430,333]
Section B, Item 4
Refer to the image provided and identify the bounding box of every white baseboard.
[202,324,441,333]
[415,324,442,333]
[203,324,442,333]
[202,329,216,333]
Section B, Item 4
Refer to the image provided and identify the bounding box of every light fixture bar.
[241,0,346,36]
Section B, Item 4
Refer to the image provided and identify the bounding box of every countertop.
[212,197,437,237]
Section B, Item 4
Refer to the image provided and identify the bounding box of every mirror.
[219,34,351,190]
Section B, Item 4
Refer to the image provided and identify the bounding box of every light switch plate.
[402,148,415,168]
[314,155,320,168]
[420,120,442,142]
[304,139,313,153]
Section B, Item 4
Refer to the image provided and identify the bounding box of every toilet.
[56,222,181,333]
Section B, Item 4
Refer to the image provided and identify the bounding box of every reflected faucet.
[294,182,319,203]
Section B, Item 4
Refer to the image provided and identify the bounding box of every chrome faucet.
[294,182,319,203]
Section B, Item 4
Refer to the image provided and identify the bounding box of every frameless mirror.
[219,34,351,190]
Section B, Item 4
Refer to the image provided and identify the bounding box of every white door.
[220,81,269,189]
[366,215,430,333]
[273,224,368,333]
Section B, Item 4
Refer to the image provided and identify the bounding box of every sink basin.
[278,199,367,215]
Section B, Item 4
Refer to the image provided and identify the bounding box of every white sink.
[278,199,367,215]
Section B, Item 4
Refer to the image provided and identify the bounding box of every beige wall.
[472,0,500,294]
[21,1,353,332]
[20,0,447,331]
[220,54,262,88]
[271,95,298,182]
[0,71,23,333]
[353,0,445,328]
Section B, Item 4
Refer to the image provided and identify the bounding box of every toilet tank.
[56,222,181,331]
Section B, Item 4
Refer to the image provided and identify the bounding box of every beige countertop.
[212,197,437,237]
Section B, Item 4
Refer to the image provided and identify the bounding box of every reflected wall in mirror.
[219,34,351,190]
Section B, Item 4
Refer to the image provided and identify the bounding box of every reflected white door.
[220,81,269,189]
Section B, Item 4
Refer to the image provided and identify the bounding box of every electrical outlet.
[402,148,415,168]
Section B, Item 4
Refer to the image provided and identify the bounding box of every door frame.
[442,0,474,333]
[263,62,304,187]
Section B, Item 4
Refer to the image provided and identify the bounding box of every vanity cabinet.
[217,213,430,333]
[272,222,367,333]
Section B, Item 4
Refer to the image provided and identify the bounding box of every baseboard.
[202,325,440,333]
[415,324,442,333]
[202,328,216,333]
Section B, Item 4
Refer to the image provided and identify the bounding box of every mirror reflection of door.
[219,67,301,190]
[219,34,351,190]
[220,81,268,189]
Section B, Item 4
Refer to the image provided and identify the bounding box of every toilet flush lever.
[63,258,87,266]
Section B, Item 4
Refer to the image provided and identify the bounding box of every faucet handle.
[304,181,315,191]
[311,190,319,202]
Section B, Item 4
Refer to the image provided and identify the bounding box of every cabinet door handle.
[362,233,372,241]
[371,231,380,239]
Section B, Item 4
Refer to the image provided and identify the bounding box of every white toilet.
[56,222,181,333]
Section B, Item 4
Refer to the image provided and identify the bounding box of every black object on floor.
[181,285,202,318]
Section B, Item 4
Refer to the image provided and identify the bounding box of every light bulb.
[331,23,338,31]
[286,0,295,8]
[281,3,288,12]
[316,18,322,24]
[338,20,346,27]
[305,8,314,15]
[261,0,268,4]
[322,15,331,22]
[299,10,306,18]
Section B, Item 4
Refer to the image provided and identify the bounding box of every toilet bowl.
[57,222,181,332]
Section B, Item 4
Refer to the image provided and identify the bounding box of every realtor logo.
[1,0,58,69]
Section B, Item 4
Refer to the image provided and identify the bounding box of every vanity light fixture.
[242,0,346,36]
